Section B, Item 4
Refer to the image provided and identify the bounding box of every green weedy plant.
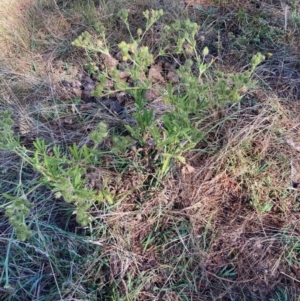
[3,194,33,241]
[72,9,265,177]
[0,110,113,240]
[72,9,161,95]
[0,110,33,240]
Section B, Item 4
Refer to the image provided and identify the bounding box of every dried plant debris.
[81,75,95,102]
[100,53,118,69]
[60,79,82,98]
[256,50,300,100]
[148,62,165,84]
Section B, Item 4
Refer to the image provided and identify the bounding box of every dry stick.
[281,2,289,33]
[280,271,300,283]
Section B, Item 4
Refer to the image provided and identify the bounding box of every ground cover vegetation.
[1,0,300,300]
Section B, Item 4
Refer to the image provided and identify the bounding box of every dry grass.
[0,0,33,57]
[98,97,300,300]
[1,0,300,300]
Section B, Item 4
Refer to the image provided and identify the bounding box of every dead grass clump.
[173,97,300,299]
[0,0,34,58]
[256,49,300,100]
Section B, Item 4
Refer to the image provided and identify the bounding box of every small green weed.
[0,110,114,239]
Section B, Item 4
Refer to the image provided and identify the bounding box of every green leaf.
[160,154,171,176]
[69,143,80,160]
[102,189,113,204]
[176,155,186,164]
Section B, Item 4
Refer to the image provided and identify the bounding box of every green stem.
[3,230,14,290]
